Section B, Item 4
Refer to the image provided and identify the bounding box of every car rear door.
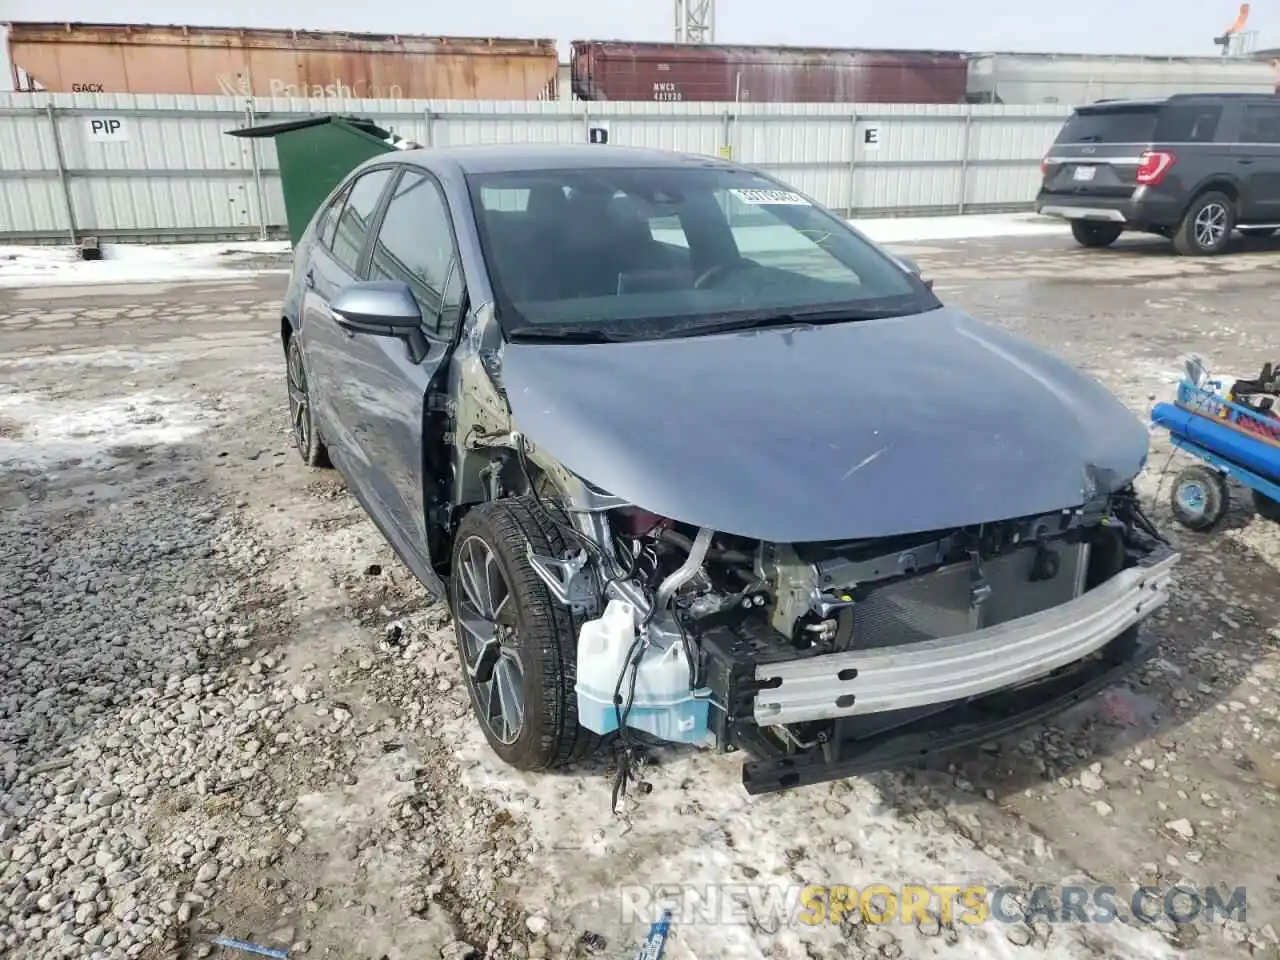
[1238,101,1280,223]
[300,166,396,460]
[1041,104,1162,201]
[334,166,467,580]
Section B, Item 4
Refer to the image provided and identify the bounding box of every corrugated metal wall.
[0,92,1072,243]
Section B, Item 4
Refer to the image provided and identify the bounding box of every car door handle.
[304,269,316,288]
[1237,158,1256,165]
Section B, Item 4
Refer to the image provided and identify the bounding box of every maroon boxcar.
[570,40,969,103]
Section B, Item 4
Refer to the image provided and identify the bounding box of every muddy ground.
[3,231,1280,960]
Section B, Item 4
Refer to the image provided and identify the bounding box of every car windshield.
[465,165,937,339]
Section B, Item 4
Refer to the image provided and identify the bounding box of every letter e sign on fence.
[862,125,881,152]
[85,117,129,142]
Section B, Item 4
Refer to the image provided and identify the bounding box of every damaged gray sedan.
[280,144,1178,794]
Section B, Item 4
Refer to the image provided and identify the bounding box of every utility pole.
[674,0,716,43]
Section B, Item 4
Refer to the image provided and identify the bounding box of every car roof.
[392,143,741,175]
[1078,92,1279,112]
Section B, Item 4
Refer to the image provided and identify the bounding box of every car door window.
[331,168,394,273]
[368,170,462,337]
[314,183,350,250]
[1243,104,1280,144]
[1153,104,1221,143]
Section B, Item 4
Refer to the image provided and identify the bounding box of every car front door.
[333,166,467,583]
[300,166,396,460]
[1238,102,1280,223]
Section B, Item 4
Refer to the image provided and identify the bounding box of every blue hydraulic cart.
[1151,359,1280,531]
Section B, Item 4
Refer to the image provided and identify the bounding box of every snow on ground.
[0,241,292,288]
[456,729,1177,960]
[0,388,209,470]
[850,213,1068,245]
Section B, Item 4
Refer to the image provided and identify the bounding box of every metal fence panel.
[0,91,1074,243]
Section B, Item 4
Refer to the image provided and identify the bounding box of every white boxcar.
[967,52,1277,106]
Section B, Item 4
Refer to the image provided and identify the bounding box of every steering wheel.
[693,258,752,290]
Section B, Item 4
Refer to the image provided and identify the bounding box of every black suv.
[1035,93,1280,255]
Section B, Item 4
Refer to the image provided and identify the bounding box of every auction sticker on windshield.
[731,188,812,205]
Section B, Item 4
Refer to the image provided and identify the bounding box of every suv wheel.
[1070,221,1122,248]
[1174,192,1235,256]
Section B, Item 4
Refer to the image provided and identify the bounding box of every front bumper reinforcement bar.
[741,624,1161,794]
[752,550,1178,726]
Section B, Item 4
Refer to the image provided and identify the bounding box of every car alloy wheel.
[1193,201,1229,251]
[454,535,526,745]
[286,341,312,455]
[1175,191,1234,256]
[448,498,596,771]
[285,336,329,467]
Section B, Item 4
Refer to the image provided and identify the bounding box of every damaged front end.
[520,474,1178,794]
[452,306,1180,794]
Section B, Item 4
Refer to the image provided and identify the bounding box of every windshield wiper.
[656,306,917,339]
[506,325,635,344]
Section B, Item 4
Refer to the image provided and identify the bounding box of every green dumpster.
[227,115,417,247]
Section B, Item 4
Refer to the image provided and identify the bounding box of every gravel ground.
[4,232,1280,960]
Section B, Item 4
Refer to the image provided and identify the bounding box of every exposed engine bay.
[507,446,1178,794]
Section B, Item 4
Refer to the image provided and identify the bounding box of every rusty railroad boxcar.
[569,40,969,103]
[5,22,560,100]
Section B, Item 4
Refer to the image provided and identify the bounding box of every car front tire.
[1174,192,1235,256]
[449,497,597,771]
[1070,221,1122,248]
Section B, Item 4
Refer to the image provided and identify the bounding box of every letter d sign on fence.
[85,117,129,142]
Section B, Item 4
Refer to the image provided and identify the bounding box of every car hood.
[499,307,1148,543]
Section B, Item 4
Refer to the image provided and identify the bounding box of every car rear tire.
[1239,227,1279,238]
[285,335,330,468]
[449,497,597,771]
[1253,490,1280,523]
[1070,221,1123,248]
[1170,464,1229,531]
[1174,192,1235,256]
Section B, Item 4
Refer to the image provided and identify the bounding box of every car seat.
[486,183,573,301]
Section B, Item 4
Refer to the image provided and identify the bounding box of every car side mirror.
[330,281,428,362]
[894,254,935,292]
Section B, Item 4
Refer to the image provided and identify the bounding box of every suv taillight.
[1136,150,1176,186]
